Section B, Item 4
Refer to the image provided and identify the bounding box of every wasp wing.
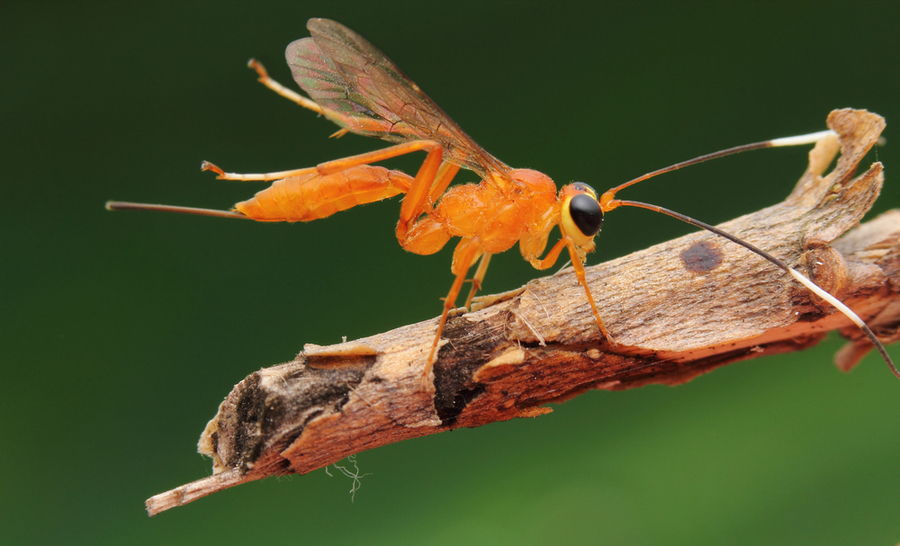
[285,18,509,181]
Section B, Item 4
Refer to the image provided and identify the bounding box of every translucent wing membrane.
[287,18,509,180]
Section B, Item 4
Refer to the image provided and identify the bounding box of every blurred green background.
[3,1,899,544]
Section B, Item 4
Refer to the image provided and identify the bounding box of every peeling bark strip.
[146,109,900,516]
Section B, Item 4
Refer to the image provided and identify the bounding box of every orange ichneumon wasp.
[107,18,899,382]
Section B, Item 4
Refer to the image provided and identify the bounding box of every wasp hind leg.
[464,253,492,309]
[423,238,484,384]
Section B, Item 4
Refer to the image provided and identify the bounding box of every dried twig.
[146,109,900,516]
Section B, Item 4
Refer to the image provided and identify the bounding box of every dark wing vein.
[285,18,509,180]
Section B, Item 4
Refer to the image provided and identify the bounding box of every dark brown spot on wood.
[680,241,723,273]
[433,313,507,425]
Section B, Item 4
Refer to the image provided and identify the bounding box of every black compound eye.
[569,193,603,236]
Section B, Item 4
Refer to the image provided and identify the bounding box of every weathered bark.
[146,109,900,516]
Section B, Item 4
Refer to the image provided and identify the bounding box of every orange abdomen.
[234,165,413,222]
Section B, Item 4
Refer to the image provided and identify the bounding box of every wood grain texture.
[146,109,900,516]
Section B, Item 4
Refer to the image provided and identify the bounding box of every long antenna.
[600,130,836,207]
[612,199,899,379]
[599,129,898,377]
